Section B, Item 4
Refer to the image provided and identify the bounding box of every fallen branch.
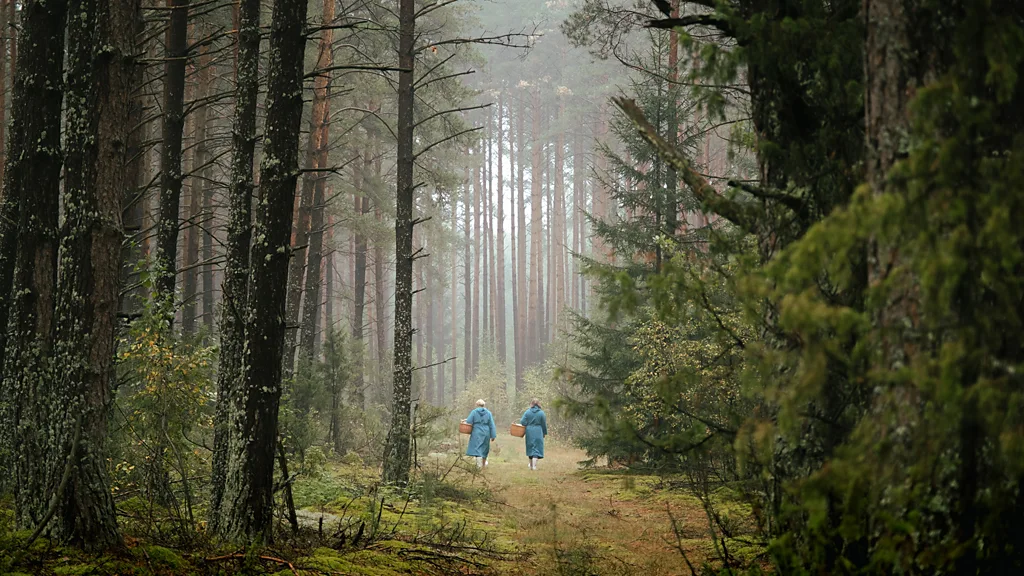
[204,553,299,575]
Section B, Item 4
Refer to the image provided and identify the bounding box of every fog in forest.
[0,0,1021,574]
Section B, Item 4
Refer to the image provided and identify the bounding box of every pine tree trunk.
[481,150,490,348]
[451,185,459,398]
[508,99,518,390]
[554,100,566,335]
[495,92,507,364]
[515,96,527,392]
[464,168,471,387]
[183,42,210,335]
[592,106,609,263]
[0,0,7,185]
[471,156,480,375]
[217,0,307,542]
[121,2,147,318]
[210,0,259,528]
[541,120,550,348]
[3,0,67,531]
[52,0,136,546]
[154,0,190,312]
[197,42,216,330]
[323,213,334,346]
[571,132,583,312]
[374,205,388,382]
[527,90,543,368]
[299,0,335,362]
[463,168,472,386]
[486,118,497,352]
[284,102,318,378]
[414,244,424,400]
[425,258,436,403]
[352,152,371,404]
[382,0,415,485]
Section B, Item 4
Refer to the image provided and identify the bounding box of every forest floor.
[284,434,731,575]
[437,435,717,575]
[1,435,748,575]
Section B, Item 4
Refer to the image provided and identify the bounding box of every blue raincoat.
[520,406,547,459]
[465,407,497,458]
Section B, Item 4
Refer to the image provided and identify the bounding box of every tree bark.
[572,131,583,312]
[120,1,147,318]
[471,155,480,375]
[486,117,497,352]
[0,0,7,186]
[283,103,318,378]
[3,0,67,532]
[196,42,216,331]
[553,99,566,335]
[451,182,459,398]
[352,148,371,405]
[299,0,335,362]
[51,0,137,546]
[508,97,519,392]
[527,90,543,368]
[382,0,415,485]
[373,204,388,383]
[463,167,472,386]
[481,146,489,348]
[515,95,527,392]
[495,93,506,364]
[182,40,210,335]
[210,0,259,529]
[217,0,307,542]
[425,254,435,403]
[154,0,190,313]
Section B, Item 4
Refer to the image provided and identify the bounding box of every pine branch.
[646,14,734,37]
[728,180,806,216]
[612,97,760,233]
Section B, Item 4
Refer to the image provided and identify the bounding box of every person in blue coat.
[465,399,497,468]
[520,398,548,470]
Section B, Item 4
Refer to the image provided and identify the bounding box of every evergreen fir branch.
[613,97,760,233]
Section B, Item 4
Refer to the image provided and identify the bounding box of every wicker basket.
[510,422,526,438]
[459,420,473,435]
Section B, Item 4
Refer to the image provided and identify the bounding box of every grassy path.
[463,434,705,576]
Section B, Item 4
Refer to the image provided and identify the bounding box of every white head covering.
[475,399,486,407]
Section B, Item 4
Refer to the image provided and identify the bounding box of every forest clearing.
[0,0,1022,573]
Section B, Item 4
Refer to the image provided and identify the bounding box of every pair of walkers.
[464,398,548,470]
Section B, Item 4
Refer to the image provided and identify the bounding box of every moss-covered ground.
[2,435,753,575]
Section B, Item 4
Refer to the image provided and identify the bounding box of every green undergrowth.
[0,454,518,575]
[2,449,742,575]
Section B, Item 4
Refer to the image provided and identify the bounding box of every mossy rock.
[133,545,187,571]
[341,451,364,466]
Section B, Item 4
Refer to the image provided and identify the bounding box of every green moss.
[137,545,187,570]
[53,565,99,576]
[297,546,415,576]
